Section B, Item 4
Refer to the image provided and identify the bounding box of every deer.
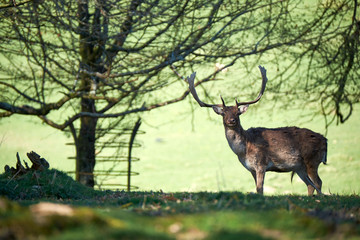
[186,66,327,195]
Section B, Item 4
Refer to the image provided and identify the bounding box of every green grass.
[2,196,358,240]
[0,0,358,195]
[1,88,358,240]
[133,101,360,194]
[0,169,100,200]
[0,116,74,172]
[1,169,360,239]
[0,102,359,195]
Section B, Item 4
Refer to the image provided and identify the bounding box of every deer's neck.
[224,125,247,157]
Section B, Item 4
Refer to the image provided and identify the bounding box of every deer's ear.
[238,105,249,114]
[212,106,224,115]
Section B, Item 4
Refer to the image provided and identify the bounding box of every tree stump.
[4,151,50,177]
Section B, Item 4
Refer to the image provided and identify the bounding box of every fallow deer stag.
[186,66,327,195]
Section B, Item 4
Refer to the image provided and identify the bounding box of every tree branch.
[0,0,33,9]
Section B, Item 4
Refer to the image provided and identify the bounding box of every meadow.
[0,97,359,195]
[135,101,360,195]
[1,169,360,239]
[0,0,358,196]
[0,2,359,239]
[1,67,359,240]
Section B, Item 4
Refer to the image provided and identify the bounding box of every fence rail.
[66,118,143,191]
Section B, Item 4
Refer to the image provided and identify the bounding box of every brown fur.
[186,67,327,195]
[214,105,327,195]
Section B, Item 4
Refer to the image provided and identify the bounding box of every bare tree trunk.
[75,0,99,187]
[76,98,97,187]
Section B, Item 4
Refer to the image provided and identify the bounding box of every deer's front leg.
[255,170,265,194]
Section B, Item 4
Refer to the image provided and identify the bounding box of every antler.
[235,65,268,106]
[186,72,221,108]
[187,65,268,108]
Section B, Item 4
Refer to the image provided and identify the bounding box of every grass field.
[0,2,358,239]
[134,101,360,195]
[1,169,360,239]
[1,72,359,240]
[0,0,358,196]
[2,192,360,240]
[0,99,359,195]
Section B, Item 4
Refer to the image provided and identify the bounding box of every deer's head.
[186,66,268,129]
[212,104,248,129]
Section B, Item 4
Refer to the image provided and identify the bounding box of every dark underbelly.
[267,166,291,173]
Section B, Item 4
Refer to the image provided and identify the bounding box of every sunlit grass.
[0,98,359,195]
[134,101,360,195]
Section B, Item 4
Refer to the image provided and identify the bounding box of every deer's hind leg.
[296,169,321,196]
[249,170,265,195]
[306,164,322,195]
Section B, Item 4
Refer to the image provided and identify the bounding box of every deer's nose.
[228,118,236,125]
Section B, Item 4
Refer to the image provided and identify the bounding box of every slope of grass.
[1,168,359,240]
[0,169,101,200]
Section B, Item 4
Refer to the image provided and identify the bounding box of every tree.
[0,0,358,187]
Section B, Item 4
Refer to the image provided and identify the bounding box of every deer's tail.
[322,151,327,165]
[322,140,328,165]
[291,171,296,183]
